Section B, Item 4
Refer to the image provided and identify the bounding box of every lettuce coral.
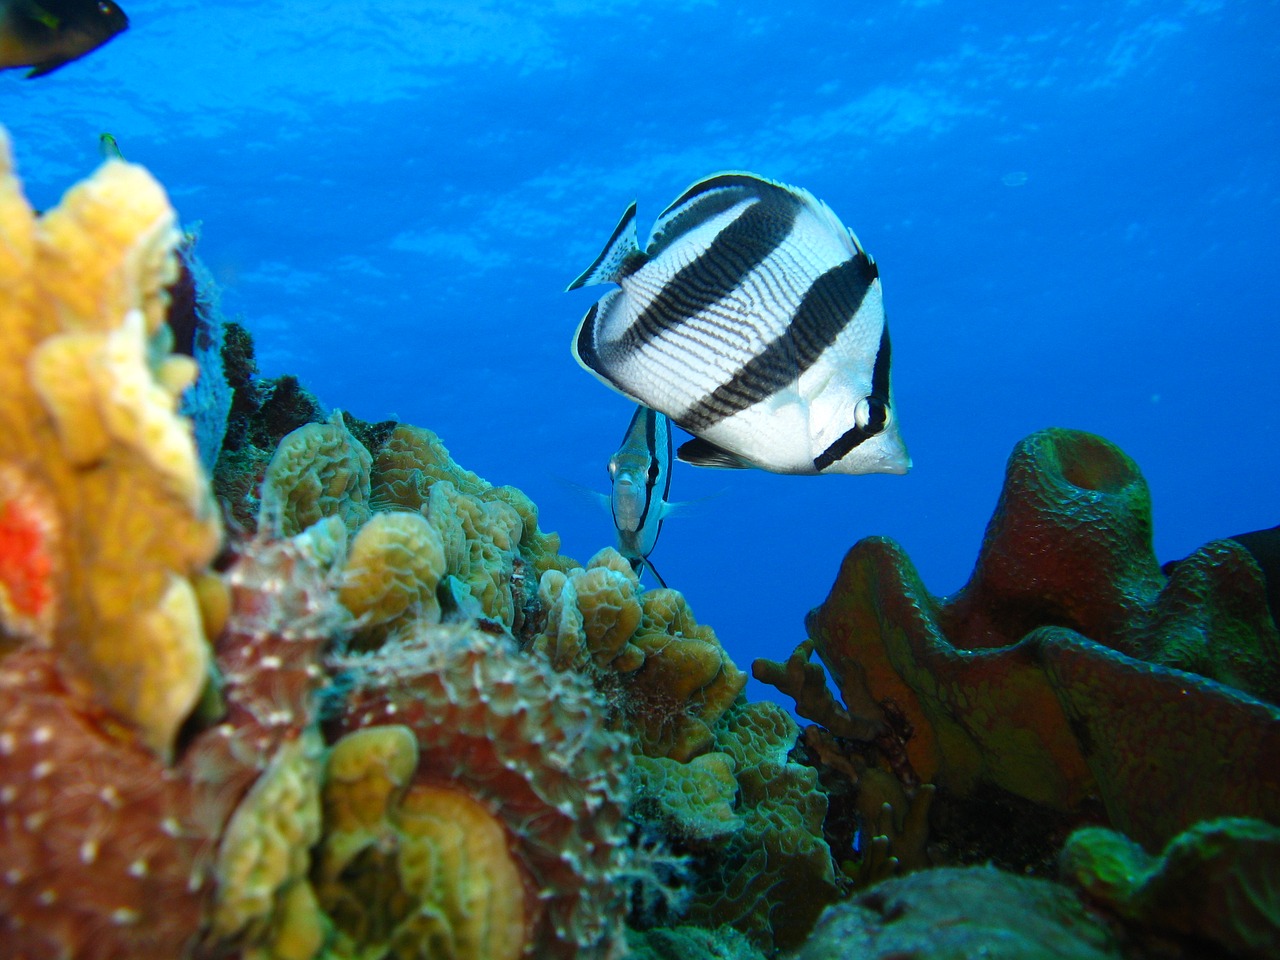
[317,726,529,960]
[262,411,373,537]
[682,700,838,953]
[338,510,447,643]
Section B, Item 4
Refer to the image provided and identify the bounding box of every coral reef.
[790,865,1124,960]
[760,428,1280,855]
[1061,817,1280,960]
[9,127,1277,960]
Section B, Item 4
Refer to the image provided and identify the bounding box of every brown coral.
[0,649,210,960]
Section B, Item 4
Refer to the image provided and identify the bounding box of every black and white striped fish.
[607,404,675,586]
[568,172,911,476]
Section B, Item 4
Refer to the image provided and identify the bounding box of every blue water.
[5,1,1277,703]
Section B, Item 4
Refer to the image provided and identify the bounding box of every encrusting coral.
[0,127,225,957]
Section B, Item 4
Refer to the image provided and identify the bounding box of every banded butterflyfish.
[569,172,911,476]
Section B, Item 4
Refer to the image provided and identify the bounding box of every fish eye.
[854,396,889,433]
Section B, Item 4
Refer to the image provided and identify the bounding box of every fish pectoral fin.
[566,201,646,290]
[676,437,755,470]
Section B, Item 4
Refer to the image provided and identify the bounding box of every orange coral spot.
[0,472,57,630]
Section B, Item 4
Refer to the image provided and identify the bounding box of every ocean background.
[4,0,1276,704]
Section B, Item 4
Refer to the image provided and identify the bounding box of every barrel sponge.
[261,410,372,537]
[333,623,633,959]
[0,132,221,757]
[317,728,528,960]
[624,588,748,761]
[338,510,447,642]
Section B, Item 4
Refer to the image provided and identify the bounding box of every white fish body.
[569,172,910,476]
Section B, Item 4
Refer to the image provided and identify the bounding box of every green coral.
[683,700,838,953]
[1061,817,1280,960]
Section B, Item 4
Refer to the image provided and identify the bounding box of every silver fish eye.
[854,396,889,432]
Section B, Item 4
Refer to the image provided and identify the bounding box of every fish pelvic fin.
[630,555,668,589]
[677,436,756,469]
[567,200,645,290]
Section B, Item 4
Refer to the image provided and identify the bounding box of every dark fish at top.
[0,0,128,78]
[606,404,676,587]
[569,172,910,476]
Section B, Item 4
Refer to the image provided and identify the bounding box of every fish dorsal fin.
[567,201,645,290]
[677,436,756,469]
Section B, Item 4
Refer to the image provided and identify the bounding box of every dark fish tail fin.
[567,201,645,290]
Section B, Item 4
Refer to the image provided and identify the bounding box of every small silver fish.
[607,404,675,586]
[569,172,910,477]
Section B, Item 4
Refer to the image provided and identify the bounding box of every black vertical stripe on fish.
[615,194,801,356]
[678,252,879,431]
[647,175,778,259]
[575,299,605,376]
[635,407,661,535]
[812,323,894,472]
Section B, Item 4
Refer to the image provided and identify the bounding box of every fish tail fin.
[567,201,645,290]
